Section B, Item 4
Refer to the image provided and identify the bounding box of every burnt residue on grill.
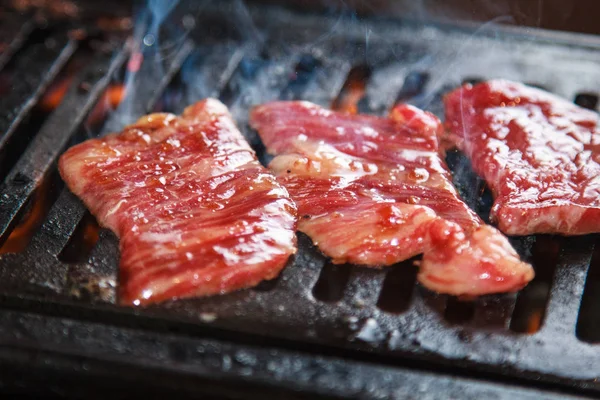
[0,1,599,399]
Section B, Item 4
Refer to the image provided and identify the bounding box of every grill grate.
[0,12,35,72]
[0,33,76,181]
[0,2,599,398]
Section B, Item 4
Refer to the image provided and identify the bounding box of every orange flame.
[82,219,100,249]
[334,82,366,114]
[527,310,543,333]
[332,66,371,114]
[0,179,52,254]
[87,84,126,126]
[40,75,126,125]
[40,77,74,111]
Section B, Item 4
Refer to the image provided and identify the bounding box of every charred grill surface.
[0,2,599,399]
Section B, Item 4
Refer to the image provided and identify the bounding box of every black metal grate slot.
[445,297,476,325]
[376,260,418,313]
[331,64,371,112]
[510,236,561,333]
[0,168,63,254]
[574,93,599,110]
[279,54,322,101]
[445,149,494,223]
[541,236,595,337]
[152,42,248,114]
[468,237,532,329]
[395,71,430,106]
[58,212,100,264]
[421,82,457,119]
[312,263,352,303]
[275,232,326,294]
[576,238,600,342]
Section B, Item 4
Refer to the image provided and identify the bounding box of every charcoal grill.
[0,1,599,398]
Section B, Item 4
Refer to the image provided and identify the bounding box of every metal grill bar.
[0,47,129,246]
[29,190,87,256]
[86,230,119,280]
[576,241,600,342]
[342,268,386,307]
[0,14,35,72]
[0,34,76,179]
[0,309,588,400]
[541,237,596,336]
[261,234,323,297]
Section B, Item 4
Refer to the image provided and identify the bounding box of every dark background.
[4,0,600,35]
[254,0,600,35]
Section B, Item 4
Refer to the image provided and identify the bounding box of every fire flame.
[87,84,127,126]
[40,77,126,125]
[41,77,73,111]
[331,66,370,114]
[0,179,52,254]
[527,310,543,333]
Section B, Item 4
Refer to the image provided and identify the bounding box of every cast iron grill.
[0,1,599,398]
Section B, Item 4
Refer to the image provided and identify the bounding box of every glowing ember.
[331,66,371,114]
[10,0,79,17]
[0,179,52,254]
[41,77,73,111]
[527,311,543,333]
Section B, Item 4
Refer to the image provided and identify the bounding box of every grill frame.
[0,307,589,400]
[0,2,599,398]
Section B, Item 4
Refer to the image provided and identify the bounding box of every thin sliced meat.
[59,99,297,306]
[444,79,600,235]
[250,101,533,296]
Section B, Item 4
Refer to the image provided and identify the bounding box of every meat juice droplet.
[377,205,404,228]
[408,196,420,204]
[409,168,429,182]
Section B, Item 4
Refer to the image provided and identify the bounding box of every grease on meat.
[444,79,600,235]
[59,99,297,306]
[250,101,533,296]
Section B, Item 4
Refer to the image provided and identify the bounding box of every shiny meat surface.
[444,80,600,235]
[59,99,297,306]
[250,101,533,296]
